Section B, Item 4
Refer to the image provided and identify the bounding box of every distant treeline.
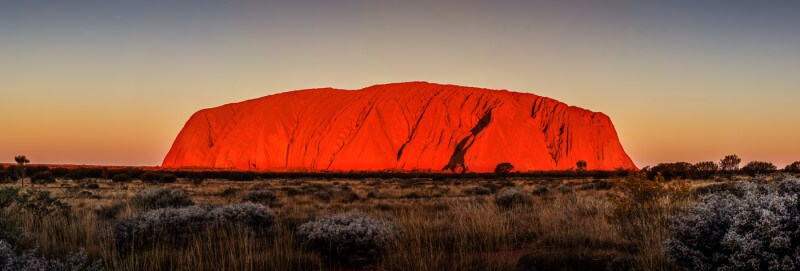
[0,164,632,183]
[1,155,798,183]
[642,155,800,180]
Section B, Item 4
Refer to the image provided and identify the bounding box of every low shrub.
[531,185,550,196]
[0,188,22,244]
[664,178,800,270]
[111,173,132,183]
[131,187,193,210]
[463,186,492,196]
[219,187,240,198]
[556,186,574,194]
[283,187,304,196]
[0,188,19,210]
[649,162,692,180]
[691,182,741,196]
[741,161,777,176]
[114,205,208,251]
[94,202,126,220]
[692,161,719,179]
[330,187,360,203]
[494,162,514,176]
[188,172,206,186]
[483,183,500,193]
[63,168,103,181]
[114,203,276,251]
[593,180,614,190]
[786,161,800,173]
[313,190,332,202]
[17,189,71,217]
[30,171,55,184]
[494,187,532,209]
[221,171,256,181]
[159,174,177,183]
[140,172,161,183]
[77,191,93,198]
[0,239,103,271]
[296,212,400,266]
[242,190,277,206]
[206,202,276,235]
[578,183,597,190]
[0,170,14,184]
[402,192,422,199]
[366,190,384,199]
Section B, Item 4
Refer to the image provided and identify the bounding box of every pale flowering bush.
[665,178,800,271]
[130,187,193,210]
[494,187,532,209]
[0,239,103,271]
[114,203,275,251]
[241,190,277,206]
[207,202,276,234]
[296,212,400,266]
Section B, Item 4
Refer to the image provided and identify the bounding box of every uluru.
[162,82,636,172]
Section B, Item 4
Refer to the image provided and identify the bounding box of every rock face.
[162,82,636,172]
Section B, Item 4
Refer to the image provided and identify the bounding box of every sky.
[1,1,799,167]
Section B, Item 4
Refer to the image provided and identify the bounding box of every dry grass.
[1,176,687,270]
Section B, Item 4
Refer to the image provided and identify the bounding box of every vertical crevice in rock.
[443,109,492,172]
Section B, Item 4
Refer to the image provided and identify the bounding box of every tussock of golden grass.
[1,177,687,270]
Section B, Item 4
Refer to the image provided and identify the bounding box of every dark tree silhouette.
[14,155,30,187]
[691,161,719,179]
[719,155,741,172]
[785,161,800,173]
[576,160,587,171]
[742,161,777,176]
[650,162,692,180]
[494,162,514,176]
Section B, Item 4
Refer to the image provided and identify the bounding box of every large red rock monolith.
[162,82,636,172]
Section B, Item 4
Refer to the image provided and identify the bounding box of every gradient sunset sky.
[2,1,799,167]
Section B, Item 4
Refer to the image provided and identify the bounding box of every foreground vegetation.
[2,156,800,270]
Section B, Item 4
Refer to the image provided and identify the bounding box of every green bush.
[17,189,71,217]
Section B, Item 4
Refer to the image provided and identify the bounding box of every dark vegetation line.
[1,164,632,183]
[1,153,799,184]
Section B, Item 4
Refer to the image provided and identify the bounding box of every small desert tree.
[719,154,741,172]
[785,161,800,173]
[14,155,30,187]
[691,161,719,179]
[741,161,777,176]
[576,160,587,171]
[494,162,514,176]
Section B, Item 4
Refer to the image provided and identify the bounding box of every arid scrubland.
[1,171,798,270]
